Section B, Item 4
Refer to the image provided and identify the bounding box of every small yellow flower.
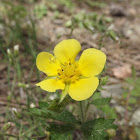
[36,39,106,101]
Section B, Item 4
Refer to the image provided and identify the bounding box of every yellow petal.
[54,39,81,64]
[78,48,106,77]
[36,52,60,76]
[68,77,99,101]
[36,79,65,92]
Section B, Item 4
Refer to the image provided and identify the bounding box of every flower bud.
[14,45,19,57]
[7,49,11,55]
[2,122,11,131]
[106,129,116,138]
[7,49,13,58]
[12,108,18,116]
[12,108,21,118]
[18,82,29,89]
[108,30,120,43]
[7,49,14,64]
[30,103,36,108]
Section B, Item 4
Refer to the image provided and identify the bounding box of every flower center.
[57,61,81,83]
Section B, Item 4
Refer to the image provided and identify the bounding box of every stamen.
[57,61,81,83]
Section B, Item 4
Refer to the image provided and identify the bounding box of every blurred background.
[0,0,140,139]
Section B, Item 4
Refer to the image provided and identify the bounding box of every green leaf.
[51,131,73,140]
[122,92,129,98]
[100,76,109,86]
[108,30,119,42]
[125,77,134,85]
[56,110,78,123]
[92,97,111,105]
[65,20,72,27]
[48,97,71,112]
[128,106,132,111]
[92,94,116,119]
[29,101,77,124]
[41,110,55,119]
[47,123,74,140]
[34,4,47,19]
[29,108,42,116]
[93,92,101,100]
[131,89,140,97]
[128,97,137,104]
[81,118,117,140]
[48,98,60,111]
[41,110,78,124]
[86,0,106,8]
[135,128,140,140]
[39,101,49,109]
[98,105,117,119]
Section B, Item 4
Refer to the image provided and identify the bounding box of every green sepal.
[60,83,70,103]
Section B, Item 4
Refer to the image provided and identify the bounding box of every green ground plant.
[118,67,140,140]
[65,12,113,34]
[0,0,139,140]
[0,1,38,59]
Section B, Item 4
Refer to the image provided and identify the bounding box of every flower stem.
[79,101,87,140]
[79,101,84,123]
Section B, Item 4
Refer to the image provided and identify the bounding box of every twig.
[0,133,19,138]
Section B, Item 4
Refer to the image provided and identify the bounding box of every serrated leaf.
[29,108,42,116]
[56,110,78,123]
[51,131,73,140]
[93,92,101,100]
[29,105,77,124]
[92,95,116,119]
[81,118,117,140]
[48,123,74,133]
[41,110,78,124]
[92,97,111,105]
[98,105,117,119]
[39,101,49,108]
[41,110,55,119]
[47,123,74,140]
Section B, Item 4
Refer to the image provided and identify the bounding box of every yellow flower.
[36,39,106,101]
